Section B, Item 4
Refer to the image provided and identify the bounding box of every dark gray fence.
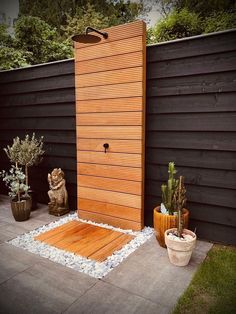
[0,29,235,244]
[0,60,77,209]
[145,29,236,245]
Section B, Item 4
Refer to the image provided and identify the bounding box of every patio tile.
[0,260,97,314]
[103,236,210,310]
[0,243,43,284]
[64,281,169,314]
[0,228,17,243]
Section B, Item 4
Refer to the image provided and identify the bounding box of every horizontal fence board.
[77,126,142,139]
[78,198,140,222]
[148,50,236,79]
[0,75,74,96]
[0,117,75,131]
[147,92,236,114]
[77,139,141,154]
[78,186,141,209]
[76,66,142,88]
[0,131,76,145]
[0,60,74,83]
[77,82,143,100]
[147,30,236,62]
[0,88,75,107]
[77,151,141,167]
[76,97,142,113]
[76,36,143,62]
[0,103,75,118]
[78,163,141,181]
[76,112,142,126]
[75,51,143,75]
[147,112,236,131]
[146,180,236,209]
[146,131,236,151]
[78,175,141,195]
[146,165,236,190]
[146,148,236,171]
[148,71,236,96]
[189,220,236,245]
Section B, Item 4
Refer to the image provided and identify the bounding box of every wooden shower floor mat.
[35,220,134,262]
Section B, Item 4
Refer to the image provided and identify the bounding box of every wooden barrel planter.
[153,206,189,248]
[11,199,31,221]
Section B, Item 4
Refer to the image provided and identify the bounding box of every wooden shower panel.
[75,21,146,231]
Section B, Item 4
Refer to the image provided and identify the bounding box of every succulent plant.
[173,175,187,237]
[161,162,179,215]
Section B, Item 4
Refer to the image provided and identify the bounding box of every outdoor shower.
[71,26,108,43]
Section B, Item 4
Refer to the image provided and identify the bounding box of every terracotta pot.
[164,228,196,266]
[153,206,189,248]
[11,199,31,221]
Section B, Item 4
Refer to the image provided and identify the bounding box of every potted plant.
[153,162,189,247]
[164,176,196,266]
[0,165,31,221]
[4,133,44,209]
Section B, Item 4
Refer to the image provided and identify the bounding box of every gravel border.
[8,213,154,278]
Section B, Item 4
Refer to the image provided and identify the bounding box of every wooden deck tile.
[34,221,134,262]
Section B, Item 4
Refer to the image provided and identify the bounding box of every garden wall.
[0,29,235,244]
[145,29,236,245]
[0,60,77,209]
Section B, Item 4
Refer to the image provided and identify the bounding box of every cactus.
[173,176,187,237]
[161,162,179,214]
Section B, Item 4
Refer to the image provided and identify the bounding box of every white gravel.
[8,213,154,278]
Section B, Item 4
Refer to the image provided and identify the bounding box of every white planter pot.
[164,228,197,266]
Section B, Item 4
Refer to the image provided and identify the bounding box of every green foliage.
[148,8,202,43]
[0,166,29,201]
[14,16,73,65]
[0,24,31,70]
[173,245,236,314]
[149,0,236,44]
[20,0,148,35]
[62,3,110,39]
[161,162,179,215]
[204,11,236,33]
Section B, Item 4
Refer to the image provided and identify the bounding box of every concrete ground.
[0,195,212,314]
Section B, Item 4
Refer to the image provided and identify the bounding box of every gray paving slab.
[103,236,212,310]
[0,242,43,284]
[64,280,169,314]
[0,260,97,314]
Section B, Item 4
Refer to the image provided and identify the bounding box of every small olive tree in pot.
[4,133,44,209]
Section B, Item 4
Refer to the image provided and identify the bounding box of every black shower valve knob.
[103,143,109,153]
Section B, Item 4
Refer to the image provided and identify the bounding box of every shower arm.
[85,27,108,39]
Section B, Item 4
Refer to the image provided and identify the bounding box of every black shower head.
[71,26,108,43]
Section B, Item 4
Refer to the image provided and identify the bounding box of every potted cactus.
[153,162,189,247]
[4,133,44,209]
[0,165,31,221]
[164,176,196,266]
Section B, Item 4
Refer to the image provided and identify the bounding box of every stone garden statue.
[48,168,69,216]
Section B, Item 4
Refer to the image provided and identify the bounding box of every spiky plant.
[161,162,179,214]
[173,176,187,237]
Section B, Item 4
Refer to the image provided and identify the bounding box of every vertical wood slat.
[75,21,146,230]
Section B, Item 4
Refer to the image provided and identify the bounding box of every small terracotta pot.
[165,228,196,266]
[153,206,189,248]
[11,199,31,221]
